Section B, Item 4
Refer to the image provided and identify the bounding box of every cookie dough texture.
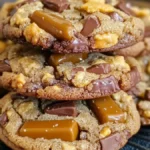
[0,0,144,53]
[0,91,140,150]
[0,44,141,100]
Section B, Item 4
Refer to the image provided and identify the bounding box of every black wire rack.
[123,126,150,150]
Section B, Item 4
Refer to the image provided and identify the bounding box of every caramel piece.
[19,120,79,141]
[49,53,88,67]
[30,10,75,40]
[88,96,125,123]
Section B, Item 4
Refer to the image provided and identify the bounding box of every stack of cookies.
[0,0,147,149]
[121,0,150,126]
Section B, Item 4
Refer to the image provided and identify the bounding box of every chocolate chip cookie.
[0,43,141,100]
[0,91,140,150]
[127,54,150,125]
[0,0,144,53]
[113,0,150,57]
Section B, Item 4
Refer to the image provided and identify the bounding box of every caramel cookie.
[113,38,150,57]
[0,0,144,53]
[0,44,141,100]
[113,0,150,57]
[0,91,140,150]
[127,55,150,125]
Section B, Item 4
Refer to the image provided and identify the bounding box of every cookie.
[126,55,150,125]
[0,40,10,98]
[0,91,140,150]
[0,0,144,53]
[113,0,150,57]
[113,38,150,57]
[0,43,141,100]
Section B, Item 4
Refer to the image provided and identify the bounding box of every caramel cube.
[30,10,75,40]
[49,53,88,67]
[19,120,79,142]
[88,96,125,123]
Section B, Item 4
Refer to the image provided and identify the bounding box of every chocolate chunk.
[89,76,120,93]
[42,0,69,13]
[53,33,89,53]
[100,132,121,150]
[144,89,150,101]
[117,1,135,16]
[0,112,8,126]
[129,67,141,88]
[109,12,124,22]
[44,101,78,117]
[0,59,12,75]
[71,67,84,78]
[145,26,150,38]
[86,63,111,74]
[120,67,141,91]
[65,34,89,52]
[81,16,100,37]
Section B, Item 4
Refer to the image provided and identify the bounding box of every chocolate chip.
[86,63,111,74]
[81,16,100,37]
[44,101,78,117]
[0,59,12,75]
[65,34,89,52]
[128,87,140,99]
[144,26,150,38]
[0,112,8,126]
[100,132,121,150]
[80,131,87,140]
[89,76,120,93]
[109,12,124,22]
[71,67,84,78]
[42,0,69,13]
[129,67,141,88]
[117,1,135,16]
[144,89,150,101]
[53,33,89,53]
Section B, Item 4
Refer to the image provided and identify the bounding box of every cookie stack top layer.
[0,0,144,53]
